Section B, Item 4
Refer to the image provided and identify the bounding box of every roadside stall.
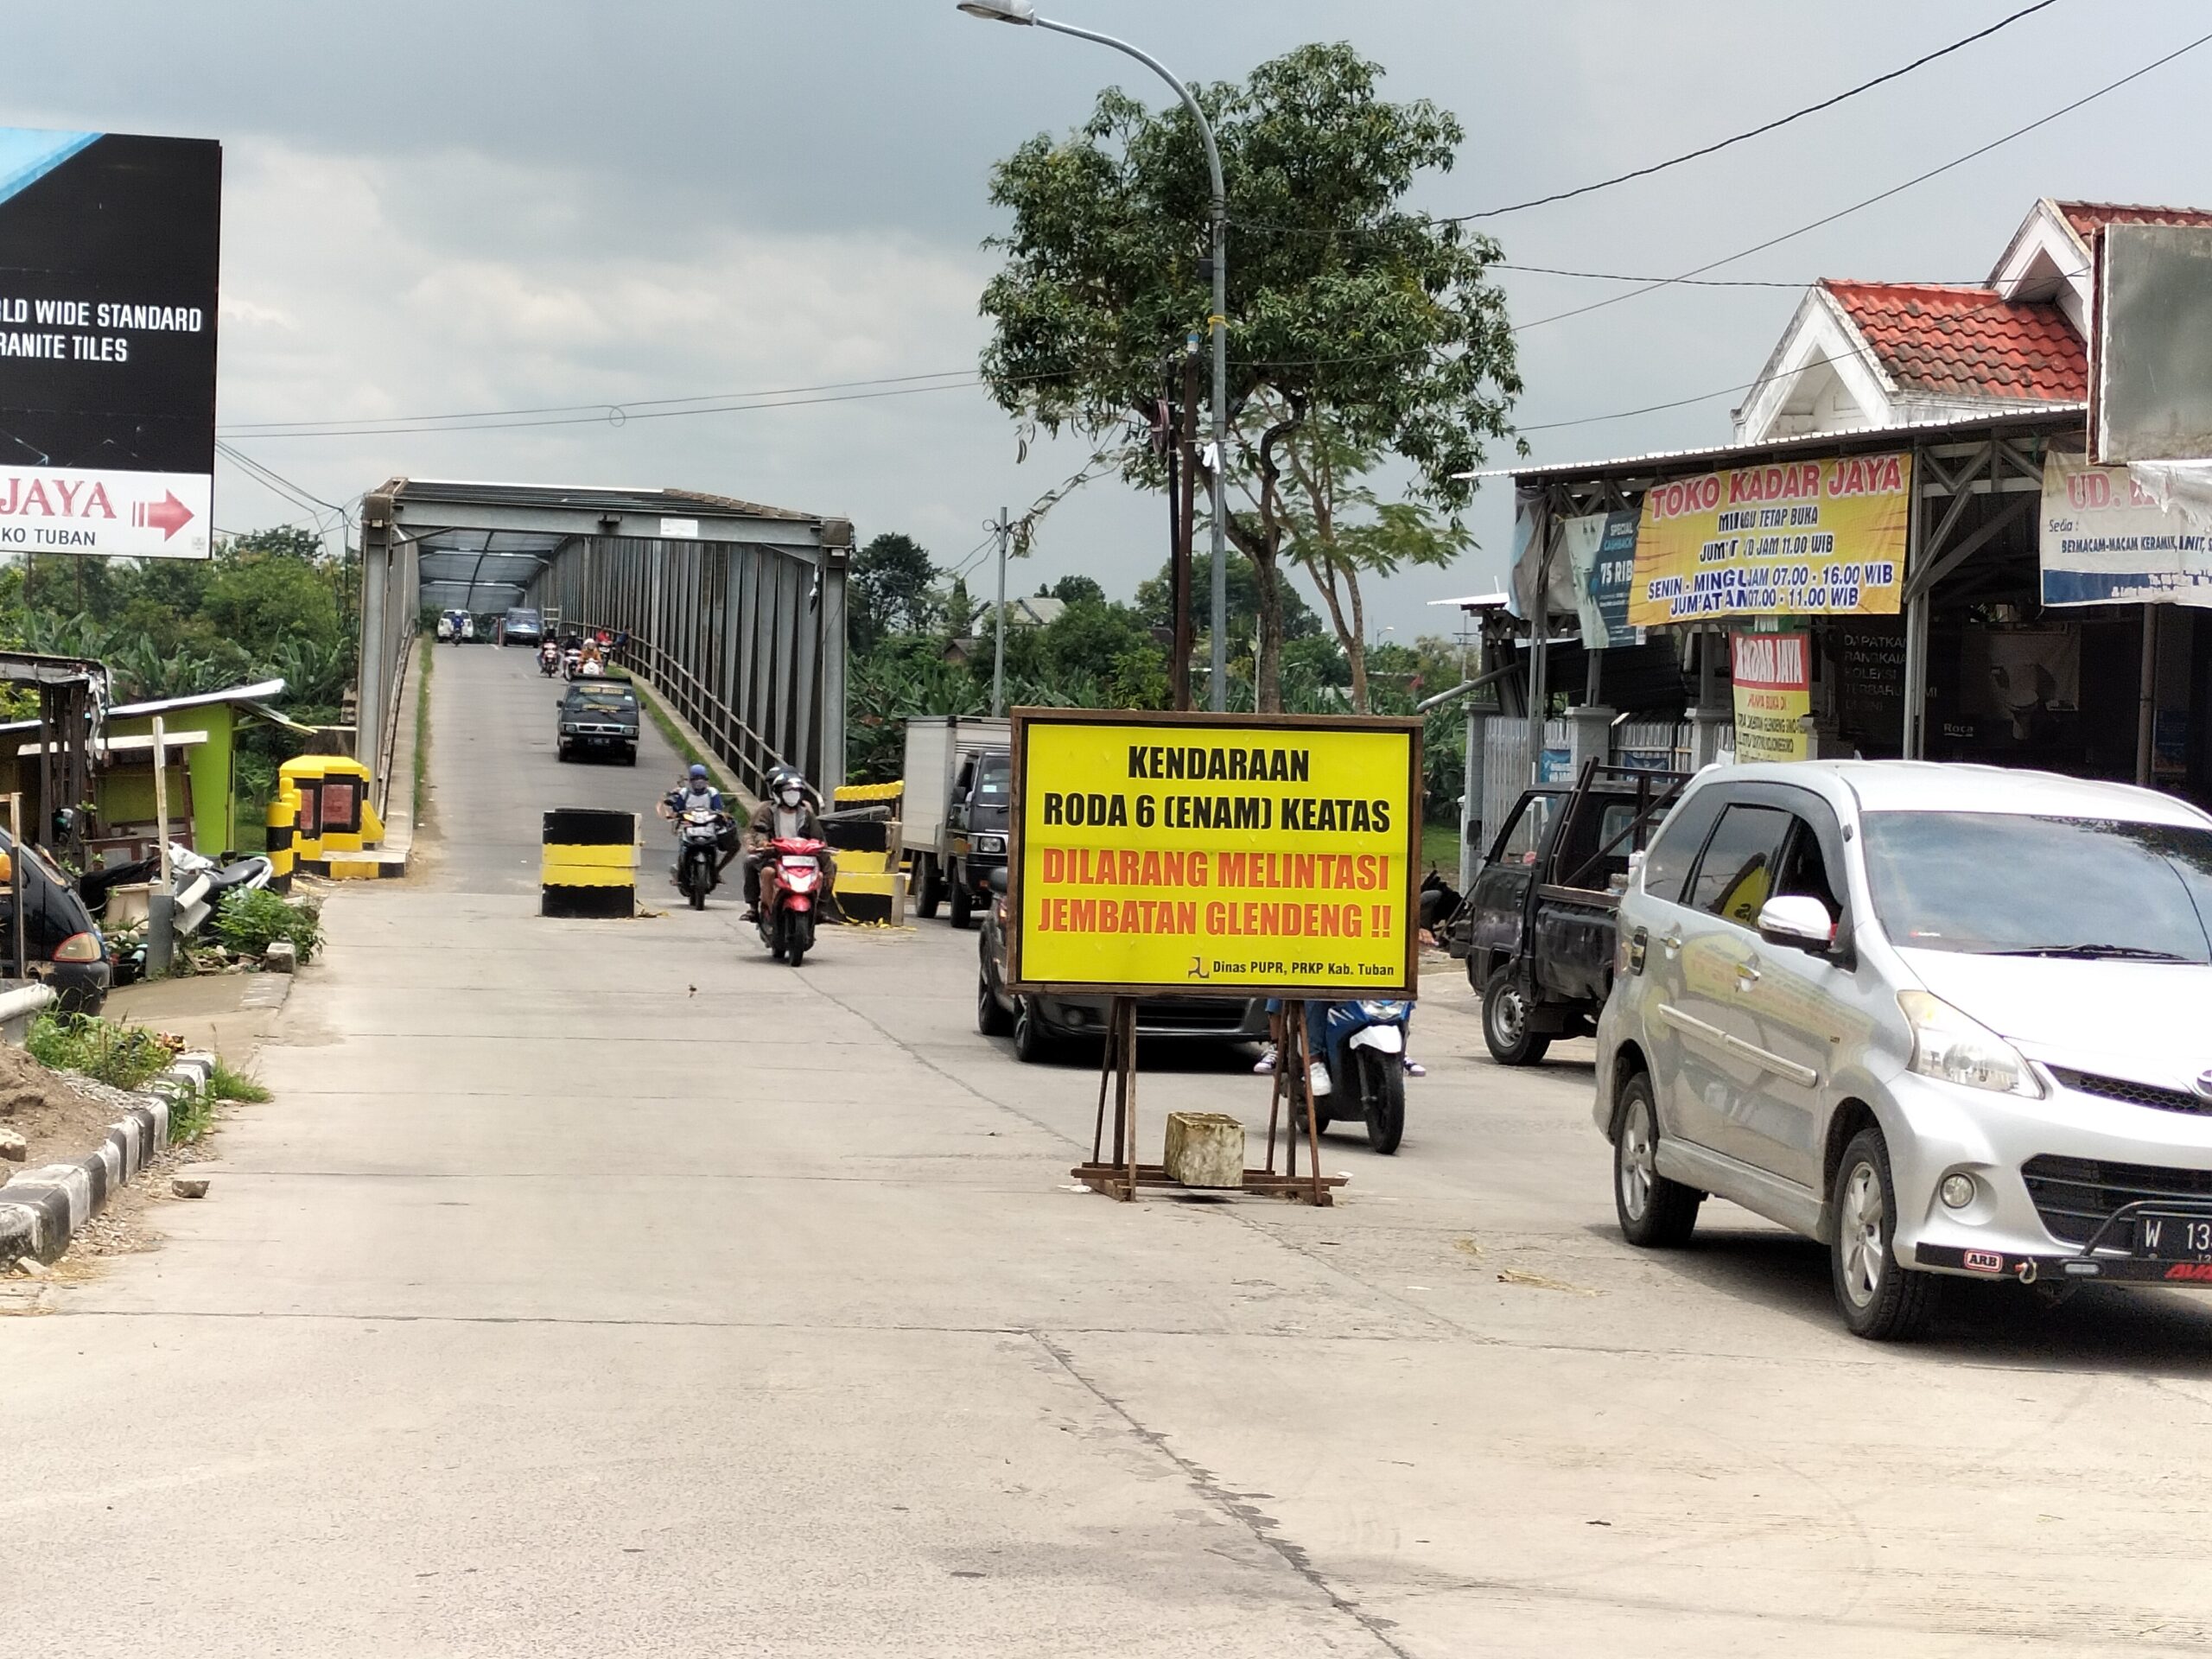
[1487,405,2212,813]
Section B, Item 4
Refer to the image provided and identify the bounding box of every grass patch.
[215,887,324,962]
[632,678,738,796]
[413,634,432,831]
[170,1090,213,1144]
[208,1058,271,1103]
[26,1012,179,1091]
[1421,821,1465,877]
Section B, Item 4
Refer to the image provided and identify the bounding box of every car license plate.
[2134,1212,2212,1261]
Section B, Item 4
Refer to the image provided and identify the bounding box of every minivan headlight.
[1897,990,2044,1098]
[974,833,1007,855]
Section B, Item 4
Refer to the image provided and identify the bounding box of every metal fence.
[355,505,418,817]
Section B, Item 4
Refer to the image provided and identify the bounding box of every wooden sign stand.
[1070,996,1344,1206]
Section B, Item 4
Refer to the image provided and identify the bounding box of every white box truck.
[900,715,1012,928]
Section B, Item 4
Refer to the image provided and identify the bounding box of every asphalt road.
[7,640,2212,1655]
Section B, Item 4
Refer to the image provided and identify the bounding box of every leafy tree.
[849,532,938,653]
[979,41,1519,710]
[1046,573,1105,607]
[941,575,979,640]
[1273,415,1468,711]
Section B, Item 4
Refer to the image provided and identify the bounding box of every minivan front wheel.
[1829,1127,1938,1341]
[1612,1072,1700,1247]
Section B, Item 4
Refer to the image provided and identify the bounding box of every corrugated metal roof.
[1481,404,2086,485]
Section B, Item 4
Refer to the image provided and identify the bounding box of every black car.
[0,832,109,1013]
[556,680,639,765]
[503,607,544,646]
[976,870,1268,1062]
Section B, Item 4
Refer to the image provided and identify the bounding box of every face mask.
[778,790,802,808]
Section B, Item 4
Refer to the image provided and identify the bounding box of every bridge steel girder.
[353,480,849,810]
[530,527,851,799]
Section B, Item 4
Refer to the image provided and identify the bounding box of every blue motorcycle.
[1294,998,1412,1154]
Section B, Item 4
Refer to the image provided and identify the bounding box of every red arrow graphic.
[132,491,194,541]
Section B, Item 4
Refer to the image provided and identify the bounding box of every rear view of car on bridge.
[1596,760,2212,1340]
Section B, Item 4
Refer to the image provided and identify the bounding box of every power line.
[1515,26,2212,334]
[1460,0,2063,219]
[1516,267,2104,435]
[219,367,985,435]
[1497,262,1990,289]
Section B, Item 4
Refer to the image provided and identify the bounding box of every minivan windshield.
[975,753,1011,804]
[1862,811,2212,961]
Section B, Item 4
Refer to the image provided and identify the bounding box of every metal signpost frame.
[1007,707,1421,1207]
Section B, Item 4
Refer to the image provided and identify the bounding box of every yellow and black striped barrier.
[541,808,639,918]
[264,796,297,893]
[823,807,906,925]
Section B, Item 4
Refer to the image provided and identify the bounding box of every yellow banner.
[1730,632,1812,764]
[1628,451,1912,626]
[1011,713,1419,996]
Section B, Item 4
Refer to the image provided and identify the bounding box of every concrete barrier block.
[1163,1112,1245,1190]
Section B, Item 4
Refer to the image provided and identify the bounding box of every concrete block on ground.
[264,939,297,974]
[1163,1112,1245,1190]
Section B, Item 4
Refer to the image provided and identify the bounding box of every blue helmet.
[688,764,709,782]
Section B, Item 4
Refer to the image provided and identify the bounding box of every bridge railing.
[532,531,849,800]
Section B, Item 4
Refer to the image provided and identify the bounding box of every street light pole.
[989,506,1012,717]
[957,0,1230,711]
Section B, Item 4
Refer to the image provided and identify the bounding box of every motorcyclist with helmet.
[658,763,737,883]
[743,766,833,922]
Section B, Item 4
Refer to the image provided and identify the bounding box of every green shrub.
[215,888,323,962]
[207,1058,270,1103]
[26,1012,179,1090]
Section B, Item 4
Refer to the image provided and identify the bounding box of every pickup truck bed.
[1454,762,1688,1066]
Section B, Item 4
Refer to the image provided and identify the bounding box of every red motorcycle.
[759,836,828,966]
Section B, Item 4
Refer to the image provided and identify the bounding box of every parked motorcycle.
[169,842,276,937]
[538,641,561,677]
[757,835,827,967]
[1294,999,1413,1154]
[673,806,727,911]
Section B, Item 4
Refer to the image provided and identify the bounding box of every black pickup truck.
[556,679,640,765]
[1451,761,1688,1066]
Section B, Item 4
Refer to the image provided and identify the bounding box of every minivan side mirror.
[1758,894,1836,955]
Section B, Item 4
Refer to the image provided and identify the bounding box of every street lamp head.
[956,0,1035,21]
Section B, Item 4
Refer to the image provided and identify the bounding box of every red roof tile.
[1821,280,2085,404]
[2056,201,2212,247]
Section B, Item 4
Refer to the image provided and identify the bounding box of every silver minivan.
[1595,760,2212,1339]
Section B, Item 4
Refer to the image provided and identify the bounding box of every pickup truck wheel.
[1613,1072,1700,1247]
[1482,966,1552,1066]
[624,746,639,767]
[948,870,975,930]
[1830,1128,1939,1341]
[916,855,944,918]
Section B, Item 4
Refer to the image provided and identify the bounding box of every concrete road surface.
[7,639,2212,1656]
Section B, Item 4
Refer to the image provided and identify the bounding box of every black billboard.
[0,129,219,557]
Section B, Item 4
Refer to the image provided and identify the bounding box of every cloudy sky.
[19,0,2212,637]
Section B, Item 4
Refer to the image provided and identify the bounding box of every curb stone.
[0,1050,213,1267]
